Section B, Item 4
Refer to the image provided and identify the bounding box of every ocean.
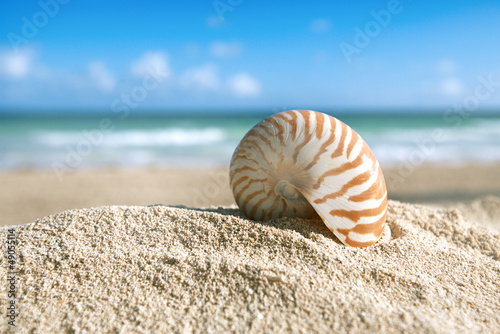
[1,111,499,171]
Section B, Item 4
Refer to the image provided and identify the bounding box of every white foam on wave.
[2,117,499,170]
[32,128,227,147]
[368,118,500,166]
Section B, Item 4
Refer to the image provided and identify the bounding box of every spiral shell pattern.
[229,110,387,247]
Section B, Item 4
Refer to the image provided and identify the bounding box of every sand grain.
[1,201,499,333]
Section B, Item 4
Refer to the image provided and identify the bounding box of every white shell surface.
[229,110,388,247]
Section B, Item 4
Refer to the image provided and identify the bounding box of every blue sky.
[1,0,500,112]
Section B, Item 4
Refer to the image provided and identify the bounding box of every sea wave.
[367,119,500,166]
[0,116,499,170]
[31,128,227,147]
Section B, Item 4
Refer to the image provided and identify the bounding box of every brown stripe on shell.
[331,123,347,159]
[314,169,371,204]
[315,111,325,140]
[336,204,387,237]
[244,128,286,163]
[240,189,266,216]
[337,232,381,248]
[245,139,272,167]
[334,200,388,247]
[348,167,386,203]
[231,165,258,175]
[248,195,270,220]
[234,177,269,204]
[230,165,258,185]
[264,194,282,219]
[312,153,364,190]
[304,113,336,170]
[266,117,286,146]
[281,198,287,214]
[346,130,360,159]
[231,175,249,190]
[275,111,299,141]
[231,152,259,166]
[328,197,387,223]
[260,123,275,138]
[249,131,278,154]
[292,110,313,163]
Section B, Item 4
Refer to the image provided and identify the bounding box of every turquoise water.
[1,111,499,170]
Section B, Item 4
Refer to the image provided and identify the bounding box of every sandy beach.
[1,164,500,332]
[1,164,500,230]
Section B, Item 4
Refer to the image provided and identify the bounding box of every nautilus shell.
[229,110,388,248]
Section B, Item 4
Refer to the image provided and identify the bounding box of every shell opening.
[274,180,301,201]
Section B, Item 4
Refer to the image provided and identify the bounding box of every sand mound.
[453,196,500,233]
[1,201,499,333]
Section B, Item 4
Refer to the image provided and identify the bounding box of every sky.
[1,0,500,113]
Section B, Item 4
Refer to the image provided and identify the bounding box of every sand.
[1,165,499,332]
[0,167,235,227]
[442,196,500,234]
[2,164,500,227]
[1,200,499,333]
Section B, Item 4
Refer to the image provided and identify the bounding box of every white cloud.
[88,61,116,93]
[209,41,243,58]
[130,51,170,78]
[227,72,261,98]
[310,19,331,33]
[0,47,265,106]
[0,48,35,79]
[440,78,463,96]
[180,63,220,91]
